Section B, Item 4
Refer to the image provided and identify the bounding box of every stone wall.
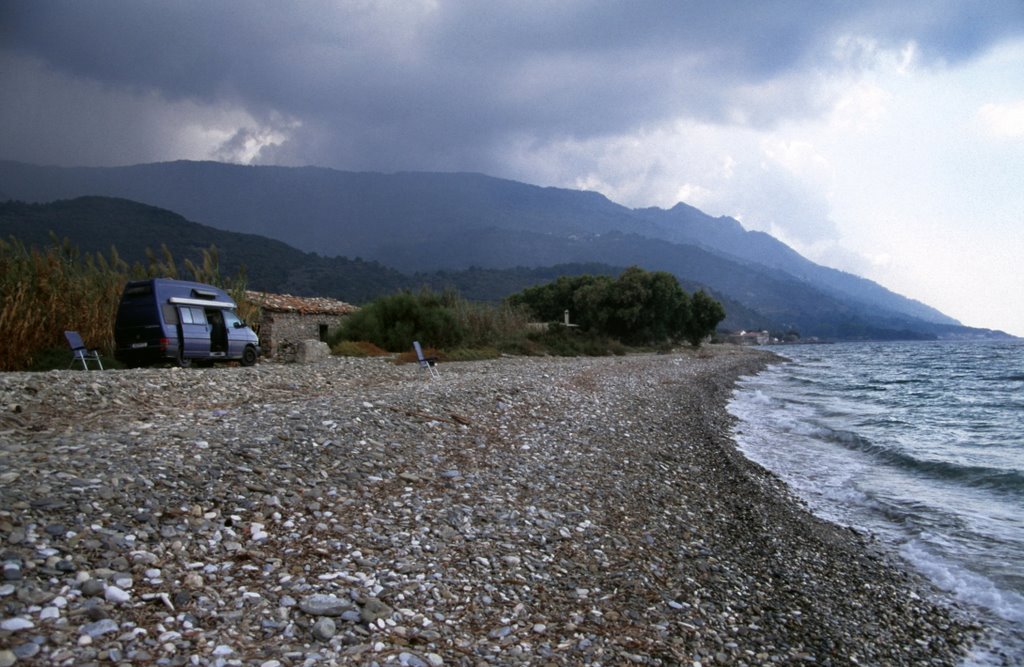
[256,311,349,360]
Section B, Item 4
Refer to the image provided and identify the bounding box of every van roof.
[125,279,237,308]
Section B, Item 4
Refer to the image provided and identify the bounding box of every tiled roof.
[246,291,359,315]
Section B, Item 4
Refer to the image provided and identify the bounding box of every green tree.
[508,266,714,347]
[336,289,464,352]
[685,290,726,347]
[602,268,690,345]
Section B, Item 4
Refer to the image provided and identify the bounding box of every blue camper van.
[114,279,261,367]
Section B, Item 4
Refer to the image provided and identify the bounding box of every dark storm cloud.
[2,0,1023,171]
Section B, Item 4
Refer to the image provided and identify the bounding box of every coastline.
[0,348,980,665]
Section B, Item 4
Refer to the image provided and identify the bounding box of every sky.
[2,1,1023,335]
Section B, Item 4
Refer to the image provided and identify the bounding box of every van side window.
[224,311,242,328]
[179,307,208,325]
[162,304,179,325]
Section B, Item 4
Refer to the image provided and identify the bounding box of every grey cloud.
[2,0,1023,174]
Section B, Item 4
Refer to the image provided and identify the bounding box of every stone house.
[246,291,358,360]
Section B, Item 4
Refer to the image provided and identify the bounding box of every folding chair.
[413,341,439,379]
[65,331,104,370]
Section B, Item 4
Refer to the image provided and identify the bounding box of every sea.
[727,340,1024,666]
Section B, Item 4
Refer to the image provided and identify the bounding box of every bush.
[509,266,724,348]
[333,290,465,352]
[495,336,546,357]
[332,288,536,355]
[526,326,622,357]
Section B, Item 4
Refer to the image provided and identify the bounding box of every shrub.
[508,266,724,347]
[526,326,621,357]
[334,289,465,352]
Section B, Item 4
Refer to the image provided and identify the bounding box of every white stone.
[0,617,34,631]
[105,585,131,604]
[299,594,350,617]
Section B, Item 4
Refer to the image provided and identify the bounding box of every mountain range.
[0,160,1010,340]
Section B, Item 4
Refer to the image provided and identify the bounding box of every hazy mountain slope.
[260,218,965,339]
[0,159,958,328]
[0,197,411,303]
[0,160,986,339]
[0,161,658,258]
[0,198,682,317]
[635,204,959,326]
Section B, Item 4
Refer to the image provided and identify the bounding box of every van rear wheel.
[241,345,258,367]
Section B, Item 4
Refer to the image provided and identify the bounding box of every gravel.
[0,348,983,665]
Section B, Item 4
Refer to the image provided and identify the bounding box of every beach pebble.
[299,594,350,617]
[0,352,980,666]
[0,617,34,632]
[311,617,336,641]
[81,618,118,638]
[104,585,130,604]
[359,598,393,624]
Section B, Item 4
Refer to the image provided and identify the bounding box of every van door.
[222,310,246,357]
[177,306,211,360]
[205,308,229,356]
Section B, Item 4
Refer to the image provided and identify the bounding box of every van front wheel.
[241,345,258,367]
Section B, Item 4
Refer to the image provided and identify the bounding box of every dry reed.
[0,237,256,371]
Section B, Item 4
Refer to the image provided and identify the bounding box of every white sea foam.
[728,341,1024,663]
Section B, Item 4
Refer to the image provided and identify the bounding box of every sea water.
[727,340,1024,665]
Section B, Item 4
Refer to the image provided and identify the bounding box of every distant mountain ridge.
[0,160,1006,340]
[0,197,759,332]
[634,203,956,327]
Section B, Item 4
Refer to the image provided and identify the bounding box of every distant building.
[246,291,358,360]
[721,330,770,346]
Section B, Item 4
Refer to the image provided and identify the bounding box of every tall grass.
[0,237,128,371]
[449,297,533,349]
[0,236,255,371]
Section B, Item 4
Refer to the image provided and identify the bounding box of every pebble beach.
[0,348,982,665]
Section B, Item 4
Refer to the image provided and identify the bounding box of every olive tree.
[684,290,726,347]
[509,266,721,347]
